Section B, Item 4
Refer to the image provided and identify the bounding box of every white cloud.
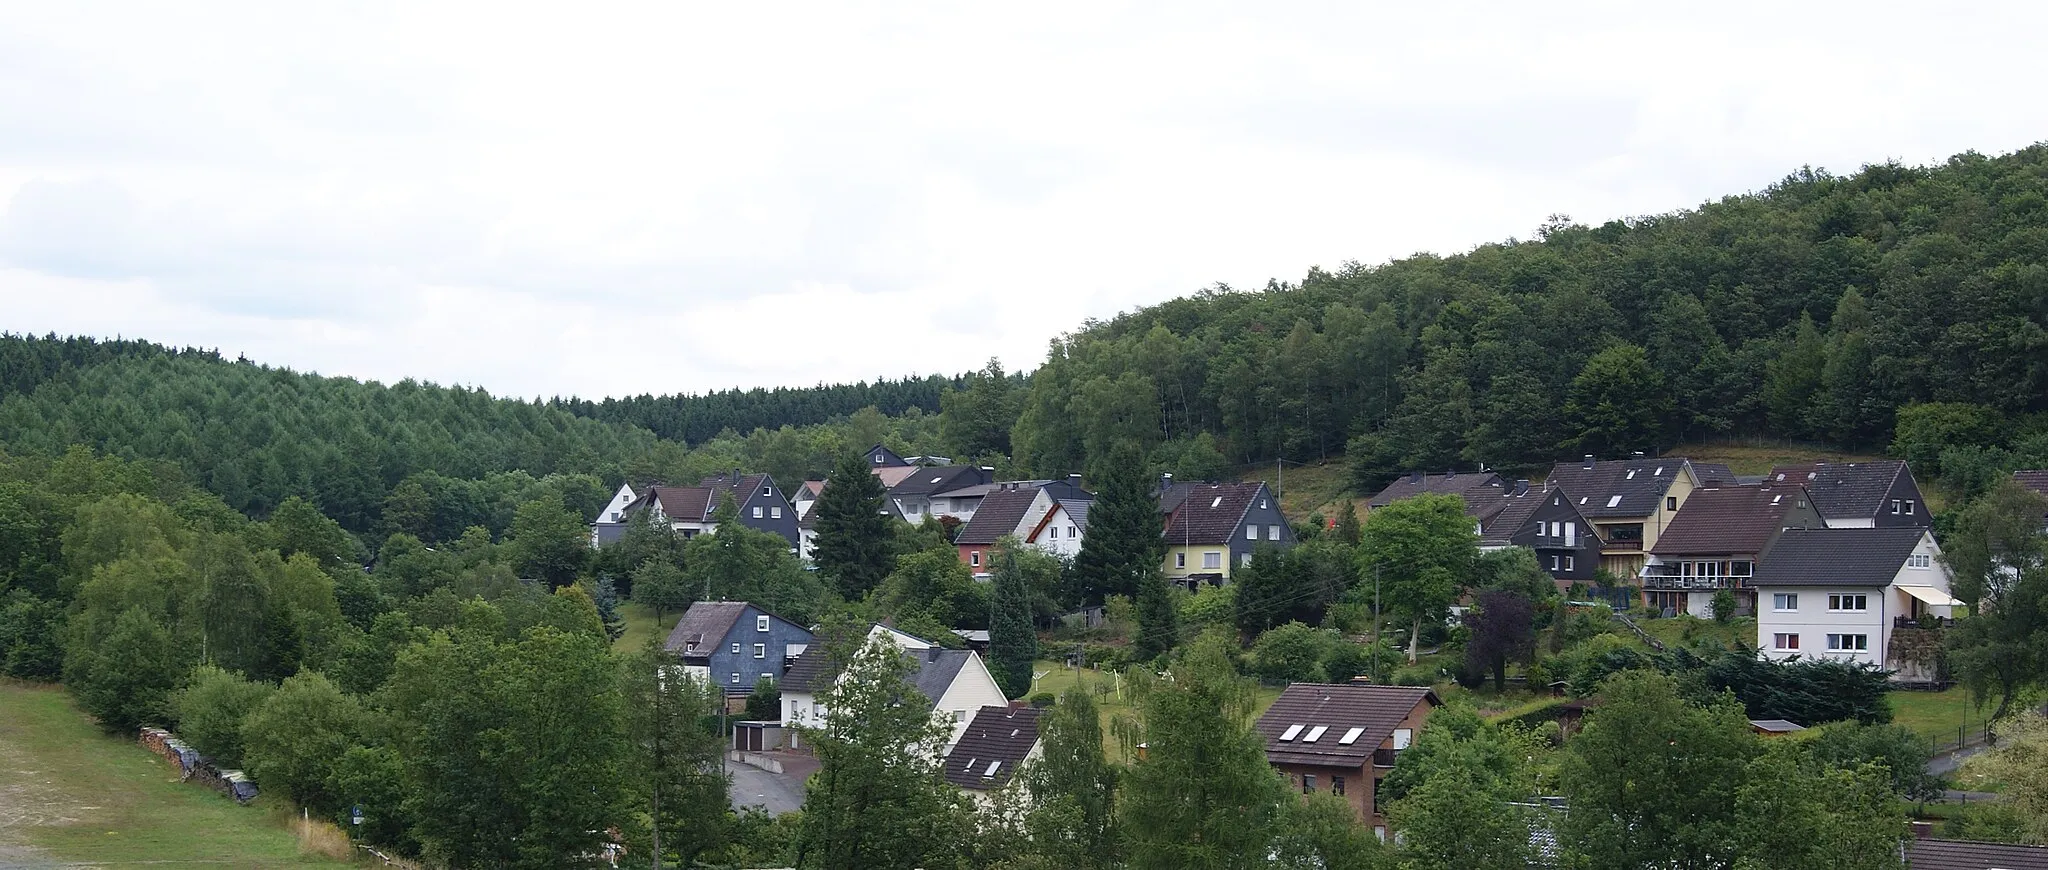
[2,0,2045,399]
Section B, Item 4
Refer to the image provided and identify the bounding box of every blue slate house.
[664,601,813,695]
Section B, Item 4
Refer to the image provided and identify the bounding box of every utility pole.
[1372,564,1383,683]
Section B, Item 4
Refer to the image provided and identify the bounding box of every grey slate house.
[1906,838,2048,869]
[1160,481,1296,588]
[664,601,813,695]
[1473,482,1604,588]
[699,472,800,547]
[1769,460,1931,528]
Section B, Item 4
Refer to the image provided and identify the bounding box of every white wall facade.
[1754,531,1953,679]
[1029,502,1084,557]
[931,654,1010,747]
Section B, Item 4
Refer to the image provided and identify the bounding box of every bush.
[744,676,780,722]
[242,671,364,813]
[1710,590,1736,623]
[170,665,275,768]
[1028,692,1055,708]
[1251,622,1335,683]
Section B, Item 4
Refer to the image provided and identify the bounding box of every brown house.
[1253,684,1439,836]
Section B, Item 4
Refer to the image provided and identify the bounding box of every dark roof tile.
[1368,471,1505,509]
[954,485,1045,545]
[663,601,751,656]
[888,466,991,499]
[942,705,1044,790]
[1749,527,1930,587]
[1544,458,1698,519]
[1162,483,1269,546]
[1650,486,1811,556]
[1767,461,1911,522]
[1906,838,2048,870]
[1254,684,1437,768]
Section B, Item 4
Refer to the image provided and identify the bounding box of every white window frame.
[1905,500,1916,515]
[771,506,782,519]
[753,643,766,659]
[731,642,741,654]
[1246,525,1257,541]
[1268,524,1281,541]
[970,551,981,567]
[752,506,764,519]
[1826,634,1868,652]
[1565,555,1575,571]
[757,615,770,632]
[1772,593,1798,612]
[1773,633,1799,651]
[1203,551,1222,570]
[1392,728,1412,750]
[1241,552,1252,567]
[1175,552,1187,569]
[1827,594,1868,612]
[730,672,741,684]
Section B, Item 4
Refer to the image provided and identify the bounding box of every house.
[1640,485,1827,617]
[1025,494,1090,558]
[699,472,801,547]
[1906,838,2048,870]
[663,601,813,696]
[1254,683,1439,837]
[1473,482,1604,588]
[779,625,1006,749]
[1748,718,1806,737]
[864,442,910,468]
[954,483,1055,571]
[887,466,996,522]
[619,485,721,538]
[941,705,1044,803]
[1160,481,1295,588]
[1544,455,1716,577]
[1367,469,1505,511]
[1751,527,1960,682]
[1768,460,1931,528]
[791,479,826,519]
[2017,470,2048,525]
[588,482,640,547]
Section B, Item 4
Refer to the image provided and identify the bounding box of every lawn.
[1634,614,1757,651]
[1890,685,2003,748]
[615,600,683,651]
[1029,660,1286,760]
[1663,440,1885,477]
[0,680,344,866]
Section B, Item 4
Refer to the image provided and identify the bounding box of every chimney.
[1630,451,1645,460]
[1069,473,1082,484]
[1409,470,1423,484]
[1909,821,1933,839]
[1445,469,1455,480]
[1516,479,1531,496]
[927,647,942,663]
[1583,454,1595,469]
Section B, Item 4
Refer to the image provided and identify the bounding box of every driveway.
[729,753,816,816]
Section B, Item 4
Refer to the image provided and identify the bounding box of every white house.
[1750,527,1960,682]
[1025,497,1089,558]
[588,482,640,547]
[942,705,1045,806]
[780,625,1006,749]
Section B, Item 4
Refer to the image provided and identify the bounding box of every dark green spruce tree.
[988,541,1038,698]
[812,452,895,600]
[1072,449,1164,603]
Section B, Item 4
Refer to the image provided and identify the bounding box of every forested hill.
[548,373,963,445]
[1001,145,2048,485]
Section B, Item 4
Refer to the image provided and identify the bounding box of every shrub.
[170,665,275,768]
[1028,692,1055,708]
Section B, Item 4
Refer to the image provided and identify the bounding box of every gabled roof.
[954,485,1045,545]
[1474,484,1600,548]
[1906,838,2048,870]
[781,649,834,693]
[1768,461,1913,522]
[942,705,1044,790]
[700,472,778,504]
[629,485,717,523]
[663,601,752,656]
[1162,482,1269,546]
[1692,462,1739,486]
[1157,481,1199,514]
[1544,457,1698,519]
[873,466,921,488]
[1749,527,1930,587]
[888,466,992,500]
[796,480,826,499]
[908,647,975,702]
[864,443,910,468]
[1649,486,1810,556]
[1255,684,1438,768]
[1368,471,1505,510]
[1028,499,1091,542]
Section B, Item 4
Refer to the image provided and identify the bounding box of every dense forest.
[549,373,967,445]
[995,146,2048,485]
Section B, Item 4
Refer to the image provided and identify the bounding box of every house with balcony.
[1472,481,1605,589]
[612,473,801,548]
[1639,485,1825,617]
[1750,527,1959,682]
[1767,460,1931,528]
[1544,455,1729,578]
[1253,684,1439,838]
[1159,481,1295,588]
[886,465,996,523]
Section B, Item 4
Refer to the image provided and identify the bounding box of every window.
[1260,499,1268,509]
[751,506,763,519]
[1240,552,1252,567]
[1392,728,1412,750]
[1203,551,1222,569]
[1908,554,1932,569]
[771,506,782,519]
[1772,593,1798,612]
[1175,552,1187,568]
[1828,594,1868,612]
[1247,525,1257,541]
[762,486,772,496]
[873,454,882,464]
[1827,634,1869,652]
[1333,775,1346,796]
[753,643,766,659]
[1374,827,1387,842]
[1564,522,1577,545]
[1301,774,1315,794]
[1666,496,1678,512]
[1550,555,1560,571]
[1068,526,1077,538]
[1906,500,1916,515]
[970,551,981,567]
[1773,633,1799,650]
[730,672,741,684]
[1607,495,1624,508]
[1730,561,1753,577]
[1891,499,1902,515]
[731,643,741,654]
[1268,524,1281,540]
[757,615,770,631]
[1565,556,1575,571]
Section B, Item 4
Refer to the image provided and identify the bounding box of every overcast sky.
[2,2,2043,400]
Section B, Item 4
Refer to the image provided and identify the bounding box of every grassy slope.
[1030,661,1284,760]
[615,600,683,652]
[0,681,341,866]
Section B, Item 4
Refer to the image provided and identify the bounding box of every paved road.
[729,760,808,815]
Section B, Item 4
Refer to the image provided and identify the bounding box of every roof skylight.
[1606,495,1624,507]
[1303,726,1328,742]
[1338,727,1365,745]
[1279,724,1304,741]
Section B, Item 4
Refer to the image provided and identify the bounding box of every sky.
[2,2,2044,401]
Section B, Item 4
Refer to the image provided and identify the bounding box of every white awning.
[1897,585,1963,607]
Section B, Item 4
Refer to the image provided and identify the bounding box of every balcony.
[1640,572,1748,591]
[1372,748,1398,768]
[1894,616,1952,630]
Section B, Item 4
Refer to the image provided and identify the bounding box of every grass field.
[1664,440,1885,477]
[0,680,344,866]
[1029,660,1286,759]
[615,600,683,651]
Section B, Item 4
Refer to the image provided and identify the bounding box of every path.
[727,753,816,816]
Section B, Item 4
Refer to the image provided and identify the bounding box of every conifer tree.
[1073,450,1163,603]
[1133,570,1179,663]
[1332,500,1361,546]
[813,453,894,600]
[1020,686,1120,869]
[988,542,1038,698]
[1122,632,1284,869]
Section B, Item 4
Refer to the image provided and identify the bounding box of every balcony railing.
[1894,616,1952,630]
[1372,748,1398,768]
[1640,573,1749,590]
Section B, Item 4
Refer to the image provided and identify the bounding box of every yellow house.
[1542,456,1728,578]
[1158,481,1295,588]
